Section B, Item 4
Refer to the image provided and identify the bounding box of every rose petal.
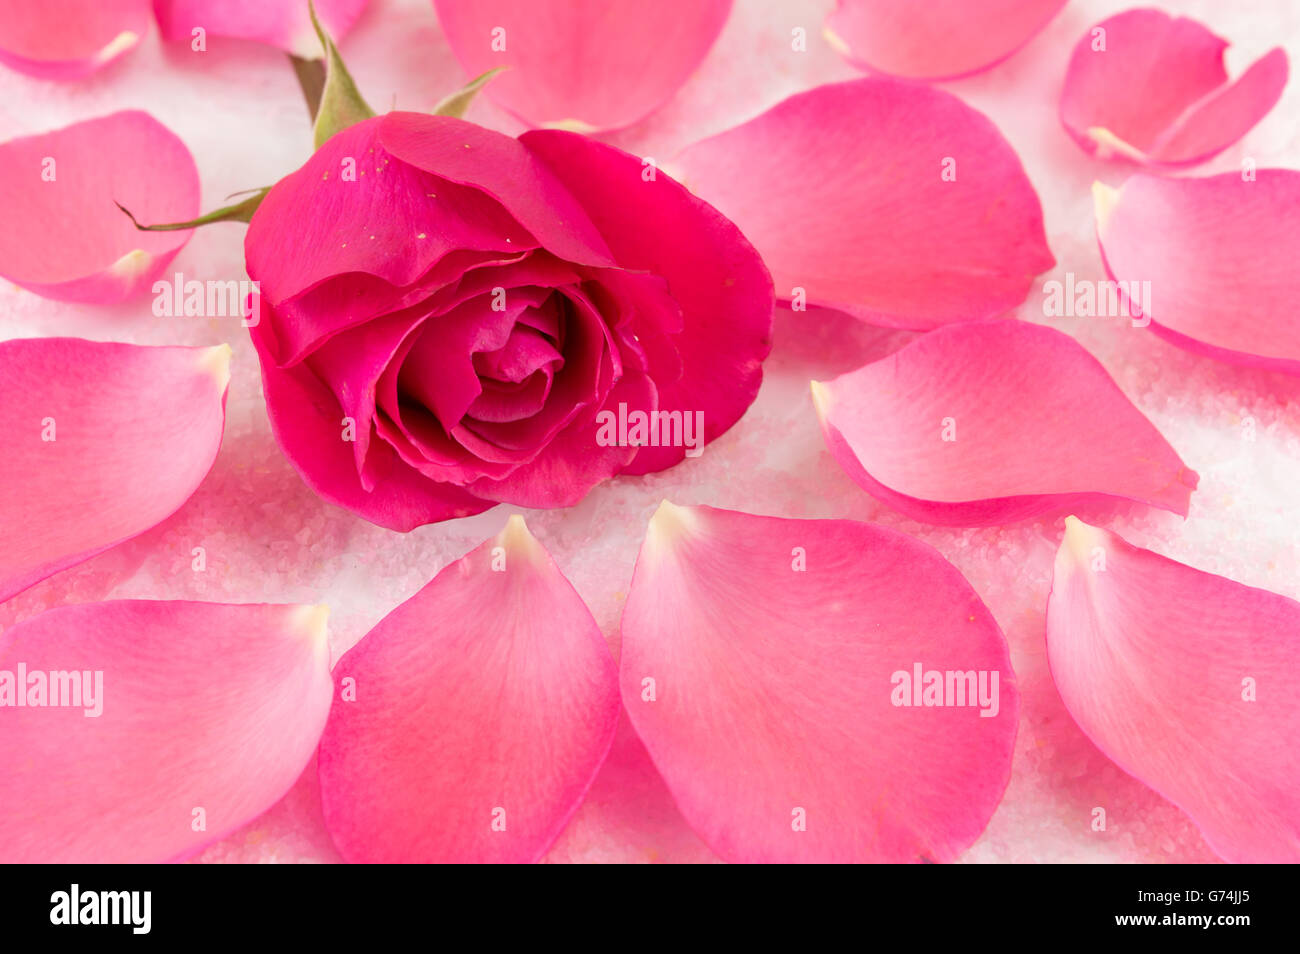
[825,0,1066,80]
[675,78,1054,329]
[474,323,562,384]
[465,372,652,507]
[1095,171,1300,374]
[0,0,147,78]
[544,712,720,863]
[620,502,1018,863]
[0,339,229,603]
[1047,518,1300,863]
[376,112,614,268]
[813,320,1198,526]
[398,297,525,427]
[268,249,537,369]
[466,371,554,423]
[303,289,547,484]
[249,299,492,532]
[522,129,774,473]
[0,600,333,862]
[246,117,535,311]
[431,0,731,131]
[468,377,550,425]
[318,517,619,862]
[1060,9,1287,167]
[0,111,198,304]
[455,285,610,455]
[154,0,369,57]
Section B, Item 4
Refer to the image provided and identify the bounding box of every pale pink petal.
[0,600,333,862]
[431,0,731,131]
[318,517,619,862]
[0,0,147,78]
[1060,9,1287,167]
[1048,518,1300,863]
[825,0,1066,80]
[153,0,369,57]
[0,111,199,304]
[1095,171,1300,374]
[620,503,1018,863]
[543,712,721,863]
[0,339,229,603]
[675,78,1054,329]
[813,321,1197,525]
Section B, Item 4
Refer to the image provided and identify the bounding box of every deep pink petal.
[1059,9,1287,167]
[0,0,147,78]
[813,321,1198,526]
[825,0,1066,80]
[1095,171,1300,374]
[432,0,731,131]
[0,339,229,603]
[521,129,774,473]
[318,517,619,862]
[675,78,1054,329]
[0,600,333,862]
[466,371,553,423]
[269,250,535,369]
[620,503,1019,863]
[0,111,198,304]
[397,298,522,427]
[465,373,652,507]
[246,117,534,310]
[154,0,368,56]
[474,323,562,384]
[1048,518,1300,863]
[249,301,491,532]
[376,112,614,268]
[303,302,433,480]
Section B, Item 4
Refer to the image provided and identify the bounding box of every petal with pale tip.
[0,600,334,862]
[1048,518,1300,863]
[0,0,148,78]
[0,111,198,304]
[317,516,620,862]
[813,321,1198,526]
[1060,9,1287,168]
[0,339,230,603]
[620,502,1018,863]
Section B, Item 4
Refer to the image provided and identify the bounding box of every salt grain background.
[0,0,1296,863]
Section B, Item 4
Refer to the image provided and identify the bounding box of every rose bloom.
[244,113,773,529]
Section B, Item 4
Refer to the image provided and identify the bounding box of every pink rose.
[245,113,773,530]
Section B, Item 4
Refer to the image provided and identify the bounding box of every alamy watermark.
[595,402,704,458]
[1043,272,1151,327]
[0,664,103,717]
[152,272,259,326]
[890,663,1000,717]
[50,884,150,934]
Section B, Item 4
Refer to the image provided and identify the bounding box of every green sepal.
[309,0,374,149]
[432,68,505,119]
